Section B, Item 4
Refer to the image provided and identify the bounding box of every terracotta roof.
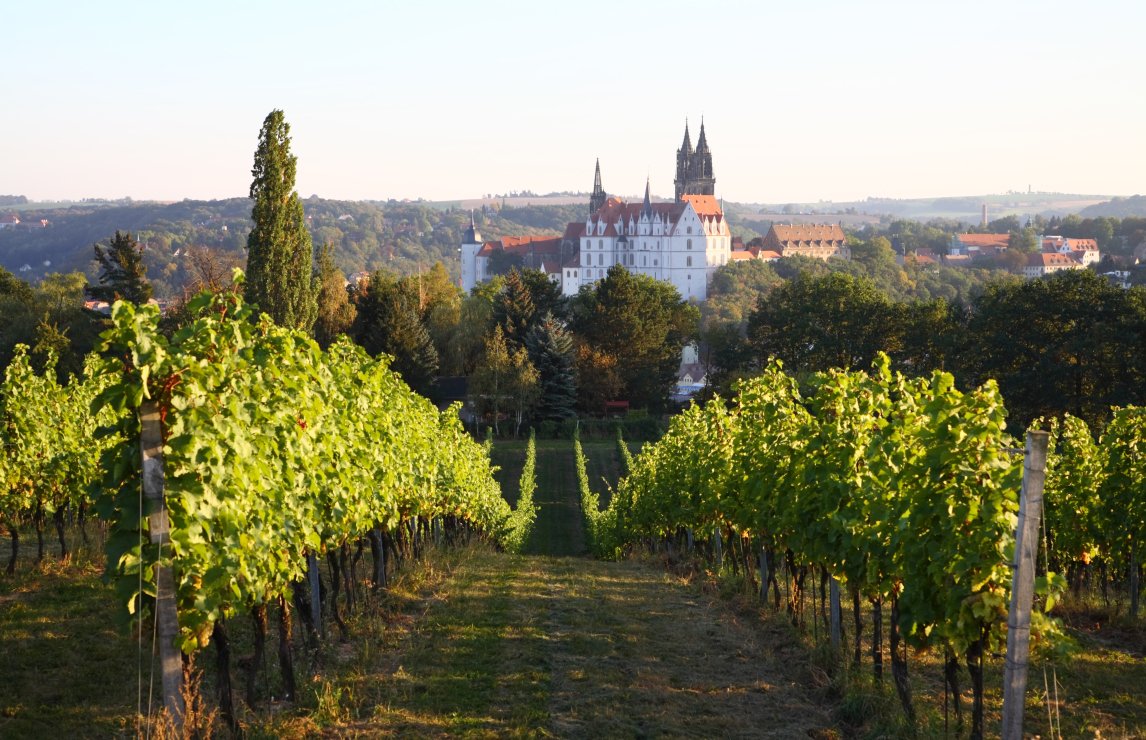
[1043,236,1098,252]
[1027,252,1080,267]
[769,223,846,244]
[499,236,562,256]
[955,233,1010,249]
[905,253,937,266]
[757,250,781,260]
[680,194,723,217]
[729,250,756,261]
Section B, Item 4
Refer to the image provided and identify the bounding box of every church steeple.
[589,158,607,215]
[463,209,482,244]
[641,177,652,219]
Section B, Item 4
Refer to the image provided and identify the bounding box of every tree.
[312,243,356,349]
[91,230,153,305]
[492,268,537,349]
[570,265,699,411]
[352,273,439,397]
[244,109,318,333]
[747,272,900,376]
[525,313,578,422]
[959,270,1146,430]
[470,325,539,437]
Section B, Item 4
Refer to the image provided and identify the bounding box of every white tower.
[460,211,484,293]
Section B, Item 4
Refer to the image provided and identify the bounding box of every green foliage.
[352,272,440,397]
[91,230,153,305]
[244,109,318,333]
[0,347,118,560]
[500,430,538,554]
[525,313,577,423]
[91,282,510,650]
[570,266,699,412]
[312,243,356,348]
[607,355,1052,664]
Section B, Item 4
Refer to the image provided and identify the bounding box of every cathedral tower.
[674,119,715,200]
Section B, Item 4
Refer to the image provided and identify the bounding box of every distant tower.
[674,119,715,200]
[589,158,607,215]
[641,176,653,220]
[690,119,716,196]
[981,203,988,227]
[460,210,484,293]
[674,121,693,201]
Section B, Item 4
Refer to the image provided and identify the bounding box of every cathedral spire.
[680,119,693,155]
[696,117,708,152]
[589,158,606,216]
[642,176,652,219]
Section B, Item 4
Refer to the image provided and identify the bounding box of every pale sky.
[2,0,1143,204]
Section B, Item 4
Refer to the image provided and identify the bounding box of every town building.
[1042,235,1100,266]
[1022,252,1087,279]
[761,223,849,261]
[461,122,732,302]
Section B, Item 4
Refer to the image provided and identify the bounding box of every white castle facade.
[461,121,731,302]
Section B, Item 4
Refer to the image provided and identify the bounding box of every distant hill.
[1079,195,1146,218]
[0,198,586,297]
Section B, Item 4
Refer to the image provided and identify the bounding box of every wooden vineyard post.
[140,401,185,727]
[829,576,842,651]
[1001,430,1049,740]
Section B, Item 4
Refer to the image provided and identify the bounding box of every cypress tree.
[244,109,318,332]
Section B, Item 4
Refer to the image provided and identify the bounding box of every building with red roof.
[462,122,732,301]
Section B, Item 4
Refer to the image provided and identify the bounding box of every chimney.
[981,203,988,228]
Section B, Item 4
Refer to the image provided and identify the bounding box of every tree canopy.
[243,109,318,333]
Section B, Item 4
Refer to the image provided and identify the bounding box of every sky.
[2,0,1144,205]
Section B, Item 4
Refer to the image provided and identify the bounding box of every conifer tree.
[525,313,577,421]
[91,230,152,305]
[244,109,318,332]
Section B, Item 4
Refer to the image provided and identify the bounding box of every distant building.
[1042,235,1100,266]
[950,233,1010,256]
[762,223,849,261]
[0,214,19,229]
[462,121,732,301]
[1022,252,1086,279]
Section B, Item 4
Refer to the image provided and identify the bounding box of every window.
[598,253,604,265]
[598,239,603,249]
[687,256,693,267]
[687,239,692,250]
[687,226,693,234]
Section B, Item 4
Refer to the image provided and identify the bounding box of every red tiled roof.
[956,233,1010,249]
[729,250,755,261]
[680,194,723,217]
[769,223,846,244]
[1027,252,1080,267]
[757,250,782,260]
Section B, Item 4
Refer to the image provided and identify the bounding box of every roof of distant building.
[955,233,1010,249]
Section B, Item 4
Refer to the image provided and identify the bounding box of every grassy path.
[349,552,833,737]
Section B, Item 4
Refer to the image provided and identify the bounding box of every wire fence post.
[141,400,184,728]
[1002,429,1049,740]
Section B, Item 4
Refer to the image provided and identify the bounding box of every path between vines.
[336,441,835,737]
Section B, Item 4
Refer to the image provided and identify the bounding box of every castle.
[461,121,732,302]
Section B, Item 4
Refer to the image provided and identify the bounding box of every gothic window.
[687,256,693,267]
[598,239,603,249]
[598,253,603,266]
[687,239,692,250]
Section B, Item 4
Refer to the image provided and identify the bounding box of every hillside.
[0,198,585,297]
[1080,194,1146,218]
